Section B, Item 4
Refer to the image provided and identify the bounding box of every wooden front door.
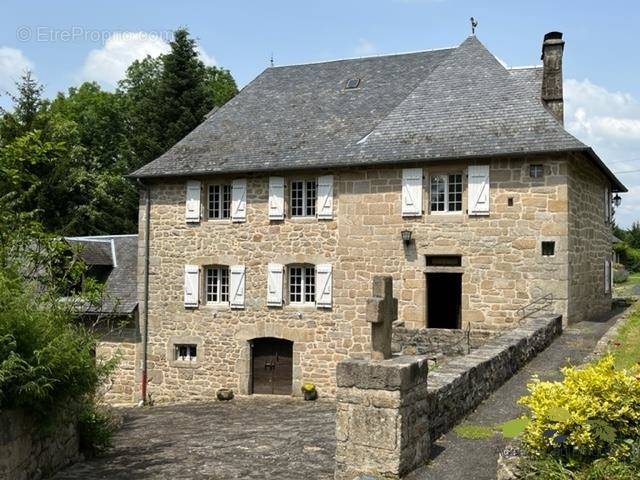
[251,338,293,395]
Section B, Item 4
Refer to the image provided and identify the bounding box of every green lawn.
[613,271,640,297]
[612,305,640,370]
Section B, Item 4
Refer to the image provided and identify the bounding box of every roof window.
[345,78,361,90]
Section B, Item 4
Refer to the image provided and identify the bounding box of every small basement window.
[508,197,514,207]
[345,78,361,90]
[175,344,197,362]
[541,241,555,256]
[530,164,544,179]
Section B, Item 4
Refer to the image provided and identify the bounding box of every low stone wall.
[427,315,562,440]
[0,409,80,480]
[391,325,494,358]
[335,356,430,480]
[335,314,562,479]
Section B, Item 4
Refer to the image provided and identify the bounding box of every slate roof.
[131,36,626,192]
[65,235,138,314]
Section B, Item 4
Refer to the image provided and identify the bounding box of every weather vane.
[470,17,478,36]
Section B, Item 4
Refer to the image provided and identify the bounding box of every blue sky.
[2,0,639,226]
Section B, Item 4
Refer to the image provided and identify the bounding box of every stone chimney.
[540,31,565,124]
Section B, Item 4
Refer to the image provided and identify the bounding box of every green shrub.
[77,402,117,457]
[518,355,640,467]
[613,267,629,283]
[613,242,640,272]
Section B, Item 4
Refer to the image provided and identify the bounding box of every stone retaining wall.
[0,409,80,480]
[335,314,562,479]
[427,314,562,440]
[391,325,494,359]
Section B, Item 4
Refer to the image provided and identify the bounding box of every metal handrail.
[516,293,554,323]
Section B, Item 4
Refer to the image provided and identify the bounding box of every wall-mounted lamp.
[613,194,622,208]
[401,230,413,245]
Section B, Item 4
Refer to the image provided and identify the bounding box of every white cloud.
[564,78,640,227]
[81,32,217,88]
[0,46,34,92]
[354,38,376,57]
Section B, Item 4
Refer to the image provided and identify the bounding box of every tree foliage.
[0,28,237,236]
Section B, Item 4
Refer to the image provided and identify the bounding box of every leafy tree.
[0,71,47,144]
[627,221,640,250]
[119,28,237,168]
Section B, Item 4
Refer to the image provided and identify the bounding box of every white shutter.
[604,187,611,223]
[317,175,334,220]
[402,168,423,217]
[605,258,612,294]
[468,165,490,216]
[315,264,332,308]
[230,265,246,308]
[267,263,284,306]
[184,265,200,307]
[231,179,247,222]
[185,181,201,223]
[268,177,285,220]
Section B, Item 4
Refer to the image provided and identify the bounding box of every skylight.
[345,78,361,90]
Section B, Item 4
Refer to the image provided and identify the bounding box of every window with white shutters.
[288,264,315,304]
[316,175,334,219]
[267,263,284,306]
[207,184,232,219]
[205,266,229,304]
[290,180,316,217]
[229,265,245,308]
[185,181,201,223]
[184,265,200,307]
[429,173,462,213]
[467,165,490,215]
[315,264,333,308]
[269,177,285,220]
[231,179,247,222]
[604,258,612,294]
[402,168,423,217]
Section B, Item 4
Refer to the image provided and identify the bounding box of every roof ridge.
[270,46,458,69]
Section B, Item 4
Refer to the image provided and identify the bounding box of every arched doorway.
[251,338,293,395]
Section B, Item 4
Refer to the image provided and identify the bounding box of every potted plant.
[301,382,317,401]
[216,388,234,401]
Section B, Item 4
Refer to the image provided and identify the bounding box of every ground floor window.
[175,344,197,362]
[289,265,315,304]
[205,266,229,304]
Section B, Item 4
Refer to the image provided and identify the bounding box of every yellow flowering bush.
[518,355,640,462]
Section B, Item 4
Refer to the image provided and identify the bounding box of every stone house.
[65,235,140,403]
[128,33,625,402]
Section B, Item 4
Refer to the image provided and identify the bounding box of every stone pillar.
[335,356,429,480]
[367,276,398,361]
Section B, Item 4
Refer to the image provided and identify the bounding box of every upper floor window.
[205,265,229,304]
[529,164,544,179]
[290,180,316,217]
[289,264,315,304]
[208,184,232,219]
[430,174,463,213]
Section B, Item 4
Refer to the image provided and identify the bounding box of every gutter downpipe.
[137,178,151,405]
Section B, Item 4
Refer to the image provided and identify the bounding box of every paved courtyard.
[53,397,336,480]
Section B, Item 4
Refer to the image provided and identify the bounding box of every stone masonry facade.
[135,153,612,402]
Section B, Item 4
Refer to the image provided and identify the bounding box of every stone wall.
[138,154,593,401]
[334,314,562,479]
[427,314,562,439]
[567,155,612,323]
[391,324,493,359]
[0,409,80,480]
[97,329,140,404]
[335,356,430,479]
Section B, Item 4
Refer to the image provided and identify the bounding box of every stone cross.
[366,275,398,360]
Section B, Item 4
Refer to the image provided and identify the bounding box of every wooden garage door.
[251,338,293,395]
